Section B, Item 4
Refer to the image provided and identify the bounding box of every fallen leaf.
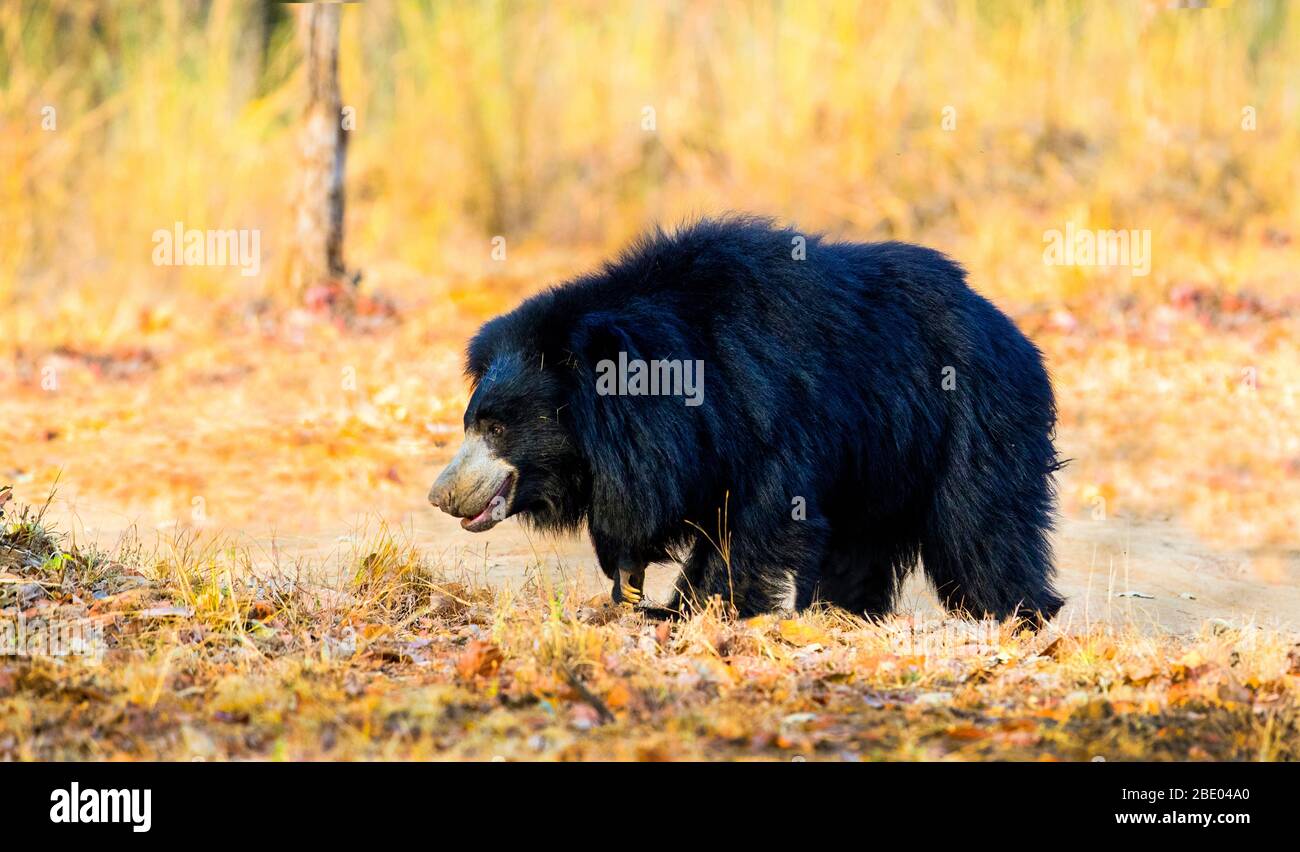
[777,619,828,647]
[655,620,672,648]
[692,656,738,685]
[247,600,275,621]
[604,682,631,711]
[361,623,391,641]
[710,716,747,740]
[1038,637,1065,660]
[1126,664,1161,686]
[456,640,503,680]
[89,587,154,614]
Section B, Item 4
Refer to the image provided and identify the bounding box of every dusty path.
[239,505,1299,636]
[1046,517,1300,634]
[45,496,1299,635]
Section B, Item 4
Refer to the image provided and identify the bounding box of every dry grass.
[2,1,1297,554]
[2,2,1299,759]
[2,502,1296,761]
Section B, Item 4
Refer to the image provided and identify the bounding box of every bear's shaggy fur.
[444,217,1064,623]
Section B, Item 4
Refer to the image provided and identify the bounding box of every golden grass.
[2,2,1299,759]
[2,1,1297,553]
[3,1,1298,298]
[2,504,1297,761]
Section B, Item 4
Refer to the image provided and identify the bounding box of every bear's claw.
[614,567,645,608]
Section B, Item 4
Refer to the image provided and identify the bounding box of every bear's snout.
[426,470,455,514]
[427,454,477,516]
[428,432,517,531]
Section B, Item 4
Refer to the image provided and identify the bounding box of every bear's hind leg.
[667,515,826,617]
[818,536,920,618]
[665,544,803,617]
[663,544,708,616]
[920,473,1063,628]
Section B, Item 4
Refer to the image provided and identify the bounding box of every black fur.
[460,216,1064,623]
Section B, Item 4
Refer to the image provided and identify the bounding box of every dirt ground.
[355,511,1300,636]
[5,2,1300,762]
[6,234,1297,644]
[40,473,1300,638]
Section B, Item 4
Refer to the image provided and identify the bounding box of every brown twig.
[560,664,616,724]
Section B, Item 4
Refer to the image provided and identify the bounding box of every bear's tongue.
[461,474,513,532]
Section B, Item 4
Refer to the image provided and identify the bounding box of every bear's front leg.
[611,563,646,608]
[590,531,650,609]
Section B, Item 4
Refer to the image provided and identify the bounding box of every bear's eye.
[487,422,506,438]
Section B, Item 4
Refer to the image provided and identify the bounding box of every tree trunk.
[287,2,348,302]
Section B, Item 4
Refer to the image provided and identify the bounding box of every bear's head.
[429,280,710,544]
[427,346,591,533]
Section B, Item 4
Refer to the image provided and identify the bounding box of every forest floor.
[2,491,1298,761]
[2,251,1299,760]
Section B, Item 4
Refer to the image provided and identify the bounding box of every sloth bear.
[429,217,1064,625]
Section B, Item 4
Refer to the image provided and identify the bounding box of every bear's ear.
[568,312,641,371]
[563,311,696,541]
[466,315,512,385]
